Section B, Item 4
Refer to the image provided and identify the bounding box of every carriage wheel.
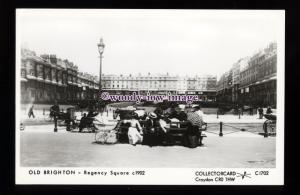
[263,120,276,136]
[95,131,108,143]
[71,121,78,131]
[268,121,276,135]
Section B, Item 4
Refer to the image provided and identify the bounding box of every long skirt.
[128,127,143,145]
[183,125,200,148]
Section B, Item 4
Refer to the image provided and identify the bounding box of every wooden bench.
[165,121,207,146]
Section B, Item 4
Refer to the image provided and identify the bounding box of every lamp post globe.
[97,38,105,111]
[98,38,105,55]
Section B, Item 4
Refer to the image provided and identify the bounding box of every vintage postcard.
[15,9,285,185]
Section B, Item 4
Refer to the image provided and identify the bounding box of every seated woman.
[121,113,143,146]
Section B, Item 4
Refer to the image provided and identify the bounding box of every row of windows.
[102,78,216,82]
[103,85,212,90]
[103,80,211,84]
[23,60,97,83]
[103,77,178,80]
[23,89,97,100]
[240,76,257,85]
[105,85,178,89]
[22,71,99,89]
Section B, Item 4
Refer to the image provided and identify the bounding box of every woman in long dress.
[122,113,143,145]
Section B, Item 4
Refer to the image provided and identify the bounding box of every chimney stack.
[50,54,57,65]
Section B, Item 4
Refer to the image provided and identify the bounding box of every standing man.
[266,106,273,114]
[65,107,74,132]
[250,107,253,116]
[28,104,35,118]
[192,105,204,121]
[258,107,264,119]
[50,100,60,132]
[184,105,204,148]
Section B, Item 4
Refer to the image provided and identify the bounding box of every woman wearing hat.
[122,112,143,146]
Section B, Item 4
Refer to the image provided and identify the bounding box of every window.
[31,90,35,98]
[30,69,35,76]
[21,70,26,78]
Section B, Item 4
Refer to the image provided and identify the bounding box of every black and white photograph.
[15,9,285,185]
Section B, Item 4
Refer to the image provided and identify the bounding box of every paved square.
[20,124,275,168]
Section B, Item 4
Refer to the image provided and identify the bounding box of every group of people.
[49,100,103,132]
[116,105,205,148]
[258,106,273,119]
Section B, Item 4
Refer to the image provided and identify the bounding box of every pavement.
[19,124,275,168]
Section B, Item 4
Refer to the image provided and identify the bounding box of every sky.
[17,9,284,79]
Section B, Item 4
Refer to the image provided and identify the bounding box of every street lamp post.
[97,38,105,112]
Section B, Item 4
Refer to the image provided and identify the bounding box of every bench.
[165,121,207,146]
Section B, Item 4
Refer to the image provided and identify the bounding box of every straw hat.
[192,104,200,109]
[178,104,185,111]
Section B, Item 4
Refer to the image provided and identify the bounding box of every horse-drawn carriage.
[45,106,105,132]
[44,107,78,129]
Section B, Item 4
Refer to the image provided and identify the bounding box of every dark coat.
[87,111,98,118]
[177,111,187,121]
[144,119,161,132]
[143,118,163,146]
[50,105,60,113]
